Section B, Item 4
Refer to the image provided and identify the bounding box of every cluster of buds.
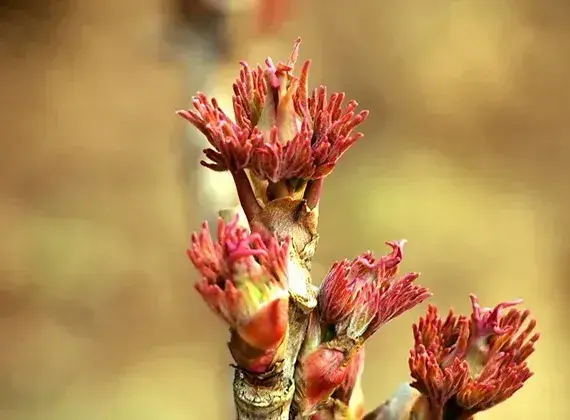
[188,217,290,374]
[407,295,539,420]
[180,38,539,420]
[297,241,431,417]
[178,38,368,217]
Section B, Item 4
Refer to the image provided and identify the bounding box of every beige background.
[0,1,567,419]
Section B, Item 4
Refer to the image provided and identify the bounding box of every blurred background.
[0,0,568,419]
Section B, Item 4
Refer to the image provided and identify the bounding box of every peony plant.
[177,38,539,420]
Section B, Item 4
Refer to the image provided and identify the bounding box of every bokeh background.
[1,0,568,419]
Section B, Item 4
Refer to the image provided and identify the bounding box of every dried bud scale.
[179,37,539,420]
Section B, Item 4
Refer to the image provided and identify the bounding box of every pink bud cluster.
[188,217,290,372]
[318,241,431,341]
[409,296,539,418]
[300,241,431,415]
[177,38,368,184]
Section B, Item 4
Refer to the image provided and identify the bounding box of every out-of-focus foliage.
[0,1,567,419]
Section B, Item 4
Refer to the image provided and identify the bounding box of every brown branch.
[231,198,318,420]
